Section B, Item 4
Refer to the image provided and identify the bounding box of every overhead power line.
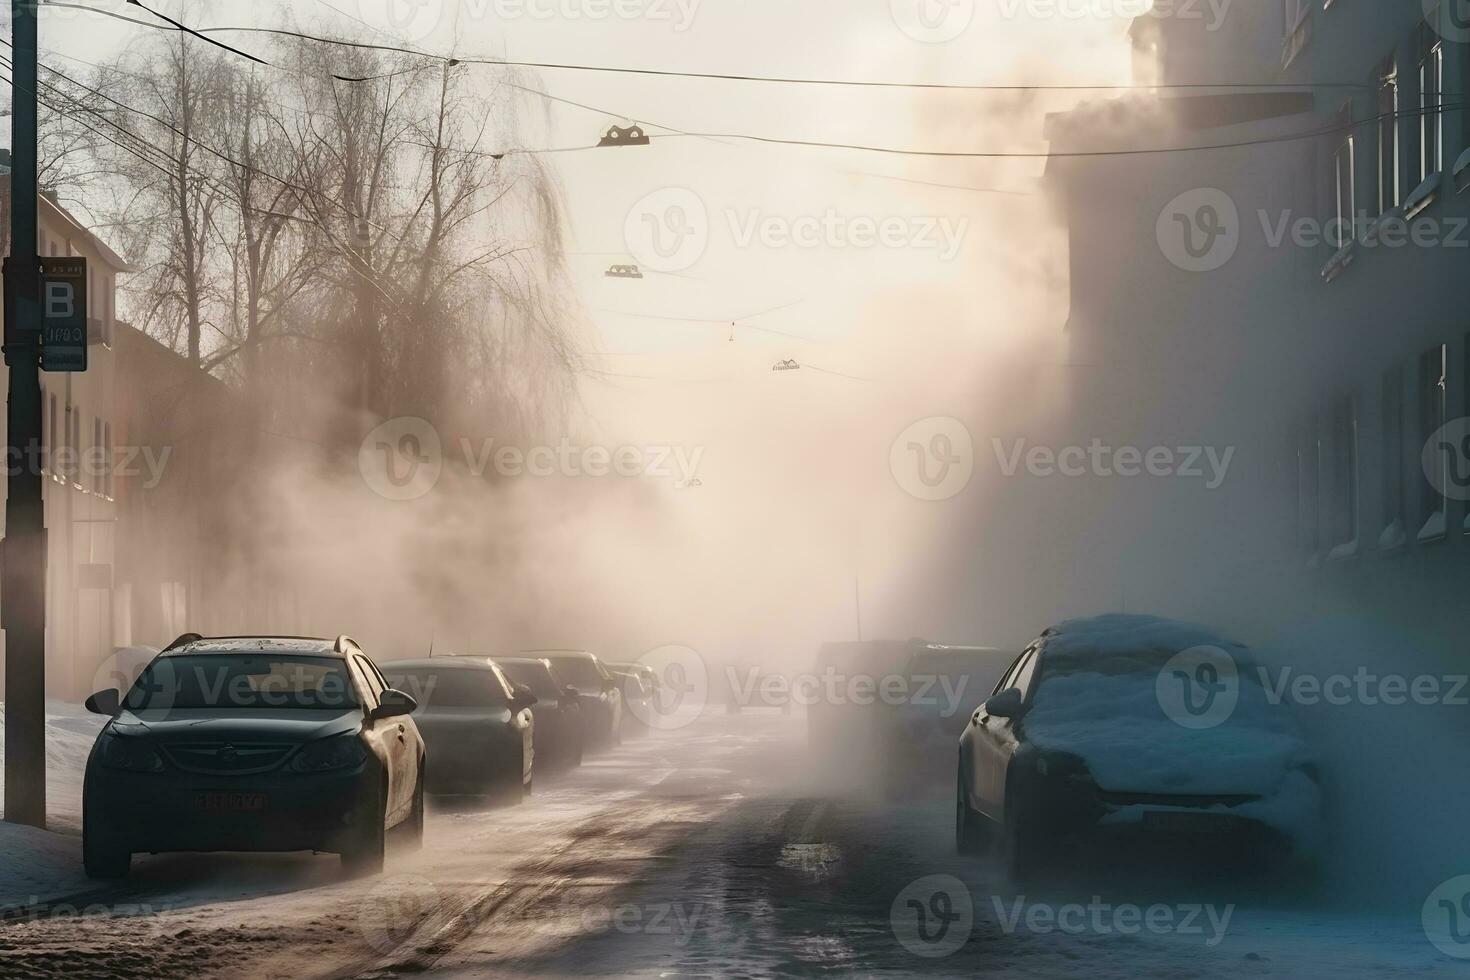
[48,1,1373,94]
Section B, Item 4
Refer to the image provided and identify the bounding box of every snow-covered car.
[604,663,653,734]
[82,635,425,879]
[956,615,1322,882]
[383,658,536,799]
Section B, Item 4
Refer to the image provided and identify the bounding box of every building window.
[1297,421,1321,560]
[1418,344,1448,541]
[68,404,80,489]
[1420,29,1445,180]
[1381,364,1407,549]
[1334,127,1357,248]
[103,422,113,499]
[1329,396,1360,558]
[44,392,56,479]
[1378,57,1400,214]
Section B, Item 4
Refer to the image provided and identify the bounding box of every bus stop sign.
[39,257,87,372]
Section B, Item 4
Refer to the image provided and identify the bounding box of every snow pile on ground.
[1025,615,1322,846]
[0,700,104,833]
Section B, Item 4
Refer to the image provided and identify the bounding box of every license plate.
[193,792,267,813]
[1143,810,1236,834]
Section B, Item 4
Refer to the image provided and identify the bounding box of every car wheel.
[342,797,387,877]
[82,821,131,880]
[955,767,986,856]
[1000,793,1044,886]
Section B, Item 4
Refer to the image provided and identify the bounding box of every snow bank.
[0,821,91,909]
[0,700,104,834]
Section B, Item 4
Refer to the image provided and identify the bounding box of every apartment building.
[1041,1,1470,641]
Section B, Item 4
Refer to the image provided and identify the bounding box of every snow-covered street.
[0,709,1462,979]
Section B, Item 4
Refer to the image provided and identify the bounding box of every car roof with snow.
[160,636,343,658]
[1039,614,1250,665]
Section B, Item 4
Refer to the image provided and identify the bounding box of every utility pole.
[3,0,48,828]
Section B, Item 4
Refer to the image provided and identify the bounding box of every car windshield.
[124,655,358,711]
[541,656,604,689]
[382,668,509,708]
[498,662,559,698]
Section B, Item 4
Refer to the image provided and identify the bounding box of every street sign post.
[39,256,86,373]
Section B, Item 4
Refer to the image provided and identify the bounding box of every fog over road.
[0,710,1455,980]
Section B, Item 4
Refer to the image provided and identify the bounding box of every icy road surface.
[0,711,1462,979]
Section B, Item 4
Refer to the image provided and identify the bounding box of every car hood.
[113,708,360,743]
[1024,675,1314,796]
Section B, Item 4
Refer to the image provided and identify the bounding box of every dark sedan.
[82,634,424,879]
[383,658,536,800]
[956,615,1323,883]
[531,650,623,748]
[496,657,584,770]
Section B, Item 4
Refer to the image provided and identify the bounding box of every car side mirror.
[510,683,538,712]
[564,686,581,702]
[85,689,120,716]
[984,688,1025,719]
[373,689,417,720]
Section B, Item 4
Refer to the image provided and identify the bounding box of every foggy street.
[6,1,1470,977]
[2,707,1457,979]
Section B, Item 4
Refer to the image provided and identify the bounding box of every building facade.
[1042,1,1470,646]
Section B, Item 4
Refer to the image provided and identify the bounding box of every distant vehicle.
[382,657,536,799]
[604,663,653,733]
[82,635,424,879]
[530,651,623,748]
[496,657,584,770]
[956,615,1323,883]
[807,639,925,760]
[881,644,1017,795]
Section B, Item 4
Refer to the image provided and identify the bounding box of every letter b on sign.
[45,281,74,319]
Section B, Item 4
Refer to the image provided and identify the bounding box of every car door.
[354,654,411,822]
[971,646,1038,822]
[965,649,1022,813]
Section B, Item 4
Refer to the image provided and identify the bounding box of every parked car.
[604,663,653,733]
[956,615,1323,883]
[82,634,424,879]
[530,650,623,748]
[382,657,536,799]
[880,644,1016,796]
[496,657,584,770]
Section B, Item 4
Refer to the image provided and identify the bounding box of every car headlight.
[1035,752,1090,782]
[98,735,165,773]
[288,734,367,773]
